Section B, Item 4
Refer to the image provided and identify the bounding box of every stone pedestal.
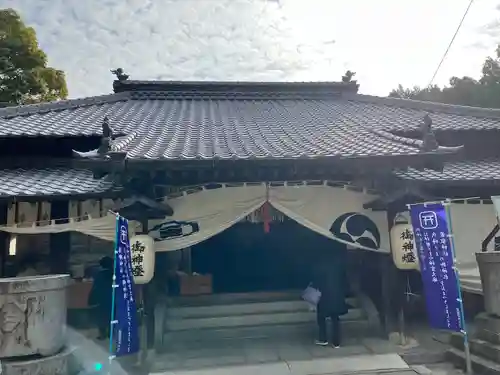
[1,347,73,375]
[0,274,70,375]
[476,252,500,316]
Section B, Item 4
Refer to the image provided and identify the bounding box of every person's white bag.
[302,284,321,306]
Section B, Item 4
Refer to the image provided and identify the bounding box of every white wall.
[449,202,497,293]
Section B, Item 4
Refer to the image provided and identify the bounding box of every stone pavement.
[152,336,406,372]
[149,353,416,375]
[69,325,464,375]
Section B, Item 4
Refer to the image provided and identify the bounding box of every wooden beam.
[113,195,173,219]
[363,186,435,210]
[49,201,70,274]
[134,196,173,217]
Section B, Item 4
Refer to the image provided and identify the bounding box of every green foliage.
[389,45,500,108]
[0,8,68,106]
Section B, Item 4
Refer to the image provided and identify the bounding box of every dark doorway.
[191,220,347,294]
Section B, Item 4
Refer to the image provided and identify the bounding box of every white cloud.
[1,0,500,98]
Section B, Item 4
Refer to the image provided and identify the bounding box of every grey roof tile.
[0,93,131,137]
[111,99,424,159]
[394,159,500,182]
[0,168,117,197]
[346,94,500,132]
[2,82,500,195]
[2,82,500,141]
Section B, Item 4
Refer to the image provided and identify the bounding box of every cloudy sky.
[3,0,500,98]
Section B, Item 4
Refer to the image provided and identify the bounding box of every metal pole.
[444,202,472,375]
[107,215,120,374]
[138,219,151,369]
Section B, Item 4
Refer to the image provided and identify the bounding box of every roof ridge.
[113,80,359,97]
[0,92,131,119]
[344,93,500,120]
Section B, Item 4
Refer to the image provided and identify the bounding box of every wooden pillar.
[144,280,156,349]
[381,204,407,340]
[49,200,71,274]
[0,202,8,277]
[180,247,192,273]
[137,219,156,366]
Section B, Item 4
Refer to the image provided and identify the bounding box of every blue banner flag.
[409,203,463,332]
[111,215,140,356]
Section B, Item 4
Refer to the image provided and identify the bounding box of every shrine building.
[0,75,498,368]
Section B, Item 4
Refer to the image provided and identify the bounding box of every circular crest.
[330,212,381,249]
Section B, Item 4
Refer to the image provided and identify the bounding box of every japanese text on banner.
[409,203,463,332]
[114,216,140,356]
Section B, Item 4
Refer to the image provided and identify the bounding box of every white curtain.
[152,184,267,252]
[150,182,390,253]
[269,183,390,253]
[0,182,390,254]
[0,215,121,242]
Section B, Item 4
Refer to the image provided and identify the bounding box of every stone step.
[150,353,412,375]
[165,307,365,331]
[450,332,500,364]
[475,313,500,345]
[169,290,358,308]
[421,363,465,375]
[162,319,378,348]
[167,298,358,319]
[446,347,500,375]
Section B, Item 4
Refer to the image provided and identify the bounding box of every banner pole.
[107,215,120,374]
[443,202,472,375]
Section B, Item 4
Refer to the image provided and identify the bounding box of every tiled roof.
[394,159,500,182]
[1,82,499,196]
[111,98,429,159]
[0,168,117,197]
[3,160,500,199]
[1,81,500,143]
[0,93,130,137]
[350,95,500,132]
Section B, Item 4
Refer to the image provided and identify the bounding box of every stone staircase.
[160,290,380,351]
[447,313,500,374]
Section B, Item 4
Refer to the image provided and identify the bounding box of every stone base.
[0,347,72,375]
[0,274,70,358]
[476,252,500,316]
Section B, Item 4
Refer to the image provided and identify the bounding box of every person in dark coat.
[88,256,114,340]
[312,247,349,347]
